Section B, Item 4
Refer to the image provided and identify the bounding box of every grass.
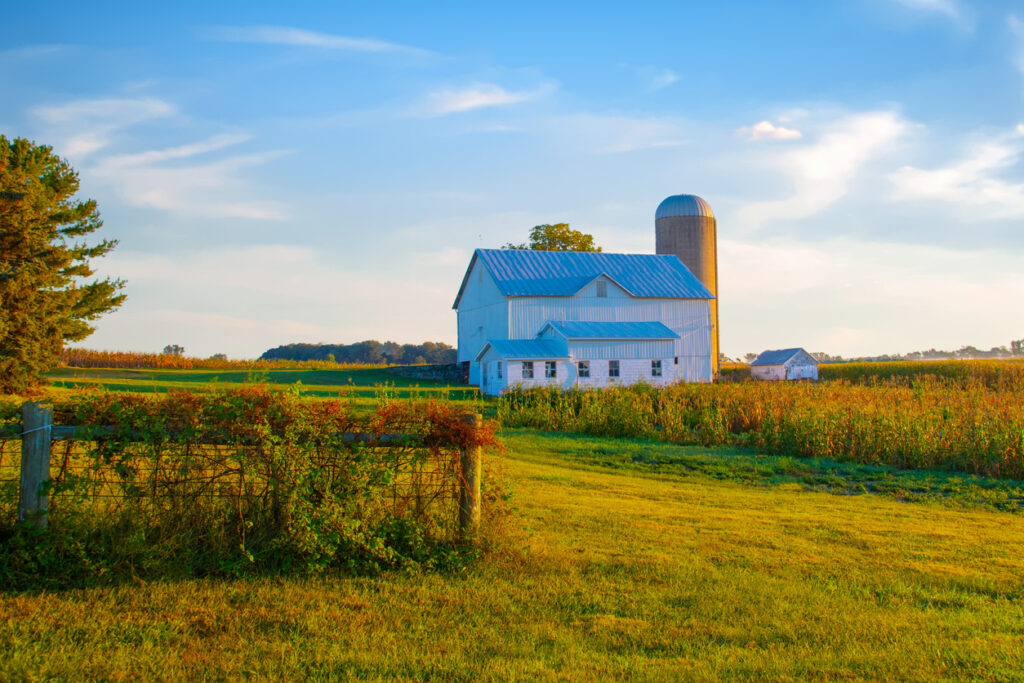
[2,429,1023,680]
[45,366,481,410]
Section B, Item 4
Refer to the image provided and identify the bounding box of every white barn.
[749,348,819,381]
[453,249,714,395]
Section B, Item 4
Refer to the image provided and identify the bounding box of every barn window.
[577,361,590,378]
[522,361,534,379]
[609,360,620,378]
[596,280,607,298]
[545,361,557,378]
[497,362,502,379]
[651,360,662,377]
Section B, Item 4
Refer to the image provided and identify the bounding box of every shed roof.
[453,248,713,309]
[542,320,680,340]
[475,339,570,362]
[750,348,815,366]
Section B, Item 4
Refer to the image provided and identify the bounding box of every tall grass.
[499,380,1024,479]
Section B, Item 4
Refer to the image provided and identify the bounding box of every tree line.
[260,341,456,365]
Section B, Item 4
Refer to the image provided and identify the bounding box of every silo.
[655,194,719,376]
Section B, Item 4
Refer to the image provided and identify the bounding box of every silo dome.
[655,194,715,221]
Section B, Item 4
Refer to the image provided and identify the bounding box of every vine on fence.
[0,387,500,589]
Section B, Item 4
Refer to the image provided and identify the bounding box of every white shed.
[454,249,715,396]
[749,348,819,381]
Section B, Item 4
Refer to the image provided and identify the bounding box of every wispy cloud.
[737,110,909,227]
[202,25,432,57]
[889,0,965,22]
[635,66,679,91]
[720,236,1024,356]
[889,124,1024,218]
[737,120,803,141]
[101,133,252,167]
[420,81,556,116]
[92,136,291,220]
[553,113,685,153]
[0,44,69,60]
[89,245,461,356]
[1010,16,1024,77]
[32,97,175,158]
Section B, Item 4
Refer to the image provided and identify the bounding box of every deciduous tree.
[503,223,602,252]
[0,137,125,392]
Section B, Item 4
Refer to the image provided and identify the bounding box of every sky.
[3,0,1024,359]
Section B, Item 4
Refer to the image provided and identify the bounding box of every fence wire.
[1,436,465,536]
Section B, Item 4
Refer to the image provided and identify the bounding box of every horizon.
[4,0,1024,359]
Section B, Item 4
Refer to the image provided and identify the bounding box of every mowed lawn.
[2,430,1022,680]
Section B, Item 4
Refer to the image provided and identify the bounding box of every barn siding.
[508,296,712,382]
[457,256,715,389]
[457,259,509,384]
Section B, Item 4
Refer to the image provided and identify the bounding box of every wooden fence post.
[458,413,482,538]
[20,402,52,529]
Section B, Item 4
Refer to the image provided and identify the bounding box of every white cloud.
[88,245,460,357]
[720,237,1024,357]
[91,137,291,220]
[889,125,1024,218]
[32,97,175,158]
[1010,16,1024,77]
[889,0,967,24]
[100,133,252,167]
[0,44,69,60]
[420,81,556,116]
[737,120,803,141]
[635,66,679,91]
[202,25,431,57]
[737,110,908,227]
[554,113,684,153]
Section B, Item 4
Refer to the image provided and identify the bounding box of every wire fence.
[1,402,484,542]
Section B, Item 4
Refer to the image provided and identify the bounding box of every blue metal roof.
[750,348,813,366]
[454,248,713,308]
[655,194,715,220]
[475,339,569,361]
[543,321,680,340]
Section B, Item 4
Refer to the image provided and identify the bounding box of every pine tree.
[0,136,125,392]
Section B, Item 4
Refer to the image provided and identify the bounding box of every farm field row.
[45,367,480,404]
[2,429,1022,680]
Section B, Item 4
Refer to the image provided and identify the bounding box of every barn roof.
[541,321,680,340]
[474,339,570,361]
[453,248,713,309]
[750,348,815,366]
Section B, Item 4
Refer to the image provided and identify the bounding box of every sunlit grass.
[2,429,1022,680]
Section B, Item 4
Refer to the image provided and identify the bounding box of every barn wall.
[508,296,712,382]
[497,357,677,393]
[785,363,818,380]
[751,365,786,381]
[565,339,675,360]
[457,259,509,384]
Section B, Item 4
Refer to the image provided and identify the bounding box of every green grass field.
[2,428,1022,680]
[46,366,481,408]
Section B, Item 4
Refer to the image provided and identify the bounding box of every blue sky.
[3,0,1024,358]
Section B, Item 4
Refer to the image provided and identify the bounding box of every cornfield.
[499,378,1024,480]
